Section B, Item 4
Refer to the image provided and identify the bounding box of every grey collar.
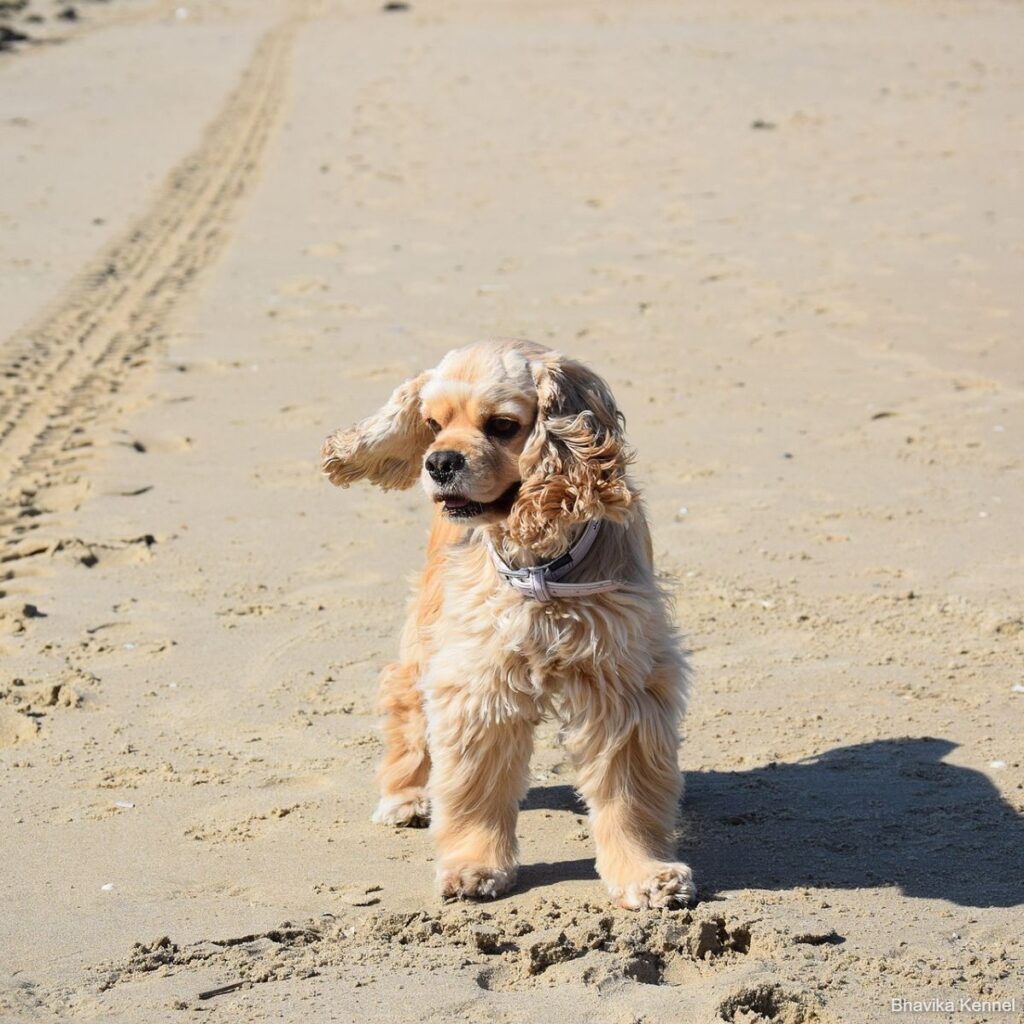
[487,519,620,602]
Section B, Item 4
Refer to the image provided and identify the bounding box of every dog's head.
[321,339,635,555]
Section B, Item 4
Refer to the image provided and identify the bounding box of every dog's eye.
[485,417,519,439]
[425,418,441,435]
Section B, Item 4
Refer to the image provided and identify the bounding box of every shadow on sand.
[521,737,1023,908]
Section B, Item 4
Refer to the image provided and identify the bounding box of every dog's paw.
[372,791,430,828]
[611,862,696,910]
[436,863,517,901]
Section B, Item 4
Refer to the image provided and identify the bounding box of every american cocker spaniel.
[321,338,693,909]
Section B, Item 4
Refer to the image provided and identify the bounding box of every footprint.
[0,706,40,748]
[304,242,346,259]
[279,276,329,296]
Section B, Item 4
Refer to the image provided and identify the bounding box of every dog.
[321,338,693,909]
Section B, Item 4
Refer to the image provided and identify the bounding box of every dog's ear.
[507,352,635,554]
[321,371,433,491]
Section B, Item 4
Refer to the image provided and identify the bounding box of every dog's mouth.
[438,494,484,519]
[435,482,520,520]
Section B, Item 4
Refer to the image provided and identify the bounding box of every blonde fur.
[322,339,693,908]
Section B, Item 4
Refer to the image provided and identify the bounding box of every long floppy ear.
[321,371,433,490]
[507,352,635,555]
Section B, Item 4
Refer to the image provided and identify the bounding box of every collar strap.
[487,519,621,602]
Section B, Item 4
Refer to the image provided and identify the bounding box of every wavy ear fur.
[507,352,635,556]
[321,371,433,491]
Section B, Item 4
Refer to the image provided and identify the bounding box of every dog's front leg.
[373,659,431,827]
[426,674,535,900]
[565,660,695,910]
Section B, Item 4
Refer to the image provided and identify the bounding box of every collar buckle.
[487,520,621,602]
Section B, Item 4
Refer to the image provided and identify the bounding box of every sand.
[1,1,1022,1021]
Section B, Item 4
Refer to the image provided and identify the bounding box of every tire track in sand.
[0,10,301,571]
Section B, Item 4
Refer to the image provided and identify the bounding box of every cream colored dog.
[321,338,693,909]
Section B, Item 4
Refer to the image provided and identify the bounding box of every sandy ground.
[1,1,1023,1021]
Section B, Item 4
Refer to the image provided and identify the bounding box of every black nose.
[425,450,466,483]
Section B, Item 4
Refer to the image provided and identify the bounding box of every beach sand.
[1,1,1022,1020]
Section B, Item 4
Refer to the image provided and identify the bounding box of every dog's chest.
[440,542,648,698]
[460,586,626,685]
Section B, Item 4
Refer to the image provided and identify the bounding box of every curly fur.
[321,338,694,908]
[506,351,635,557]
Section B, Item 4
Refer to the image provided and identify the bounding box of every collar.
[486,519,621,602]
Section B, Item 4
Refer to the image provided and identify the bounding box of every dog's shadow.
[521,737,1023,908]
